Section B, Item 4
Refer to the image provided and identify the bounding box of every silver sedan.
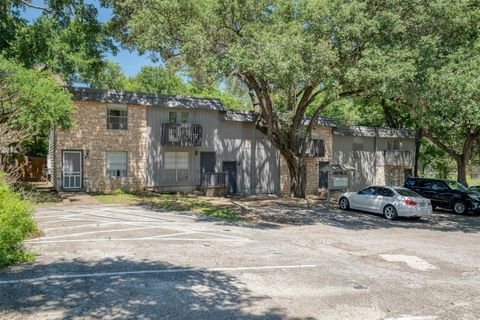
[338,186,433,220]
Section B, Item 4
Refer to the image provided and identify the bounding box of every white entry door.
[62,151,82,189]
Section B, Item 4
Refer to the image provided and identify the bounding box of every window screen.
[107,152,127,177]
[107,105,128,130]
[164,152,189,181]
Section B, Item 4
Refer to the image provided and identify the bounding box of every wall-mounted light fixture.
[195,150,198,156]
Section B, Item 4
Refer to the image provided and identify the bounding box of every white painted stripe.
[28,226,164,241]
[42,221,167,231]
[196,231,246,240]
[26,238,250,244]
[149,231,194,239]
[0,264,317,285]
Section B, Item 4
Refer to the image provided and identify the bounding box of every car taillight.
[404,199,417,206]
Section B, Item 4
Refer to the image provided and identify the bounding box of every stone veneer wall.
[280,126,334,195]
[55,101,147,193]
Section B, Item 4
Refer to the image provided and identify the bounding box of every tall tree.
[388,1,480,185]
[1,0,115,84]
[417,44,480,185]
[0,55,74,147]
[126,65,189,95]
[106,0,416,197]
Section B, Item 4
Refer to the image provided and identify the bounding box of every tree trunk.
[283,152,307,198]
[456,156,468,186]
[414,128,423,177]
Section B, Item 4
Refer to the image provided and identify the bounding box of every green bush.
[112,188,126,195]
[0,173,36,267]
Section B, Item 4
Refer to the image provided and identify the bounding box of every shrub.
[112,188,126,195]
[0,172,36,267]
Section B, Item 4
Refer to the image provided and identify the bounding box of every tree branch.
[20,0,51,12]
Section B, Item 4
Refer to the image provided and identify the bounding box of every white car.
[338,186,432,220]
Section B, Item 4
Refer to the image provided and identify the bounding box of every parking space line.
[27,226,165,241]
[26,237,251,244]
[42,221,169,231]
[0,264,316,285]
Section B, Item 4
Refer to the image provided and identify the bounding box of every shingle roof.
[222,110,256,122]
[222,111,338,127]
[68,87,225,111]
[334,126,417,138]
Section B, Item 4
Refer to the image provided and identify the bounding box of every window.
[445,180,467,191]
[181,112,189,123]
[375,187,395,197]
[358,186,376,195]
[387,139,401,151]
[169,112,177,124]
[164,152,189,181]
[107,152,127,177]
[386,167,401,186]
[107,105,128,130]
[394,188,420,197]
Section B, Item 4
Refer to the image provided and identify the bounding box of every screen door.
[62,151,82,189]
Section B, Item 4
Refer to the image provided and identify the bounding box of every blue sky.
[20,1,157,77]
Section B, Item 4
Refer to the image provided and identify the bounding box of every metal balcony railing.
[161,123,202,146]
[202,172,227,187]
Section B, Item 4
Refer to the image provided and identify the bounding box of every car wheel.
[452,201,467,214]
[383,205,398,220]
[338,197,350,210]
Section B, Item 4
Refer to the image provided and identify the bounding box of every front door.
[62,150,82,189]
[223,161,237,194]
[200,152,216,185]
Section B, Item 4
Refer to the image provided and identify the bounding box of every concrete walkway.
[58,192,100,205]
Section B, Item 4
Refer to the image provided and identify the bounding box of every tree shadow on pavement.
[0,257,310,319]
[314,208,480,233]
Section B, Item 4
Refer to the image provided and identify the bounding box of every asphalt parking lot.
[1,204,479,319]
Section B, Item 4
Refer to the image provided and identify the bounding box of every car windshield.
[445,180,467,191]
[394,188,420,197]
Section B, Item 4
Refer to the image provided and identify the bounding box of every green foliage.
[89,60,129,90]
[0,56,74,140]
[105,0,430,197]
[126,65,188,95]
[419,141,455,179]
[112,188,126,195]
[0,172,36,268]
[1,0,116,84]
[90,63,249,109]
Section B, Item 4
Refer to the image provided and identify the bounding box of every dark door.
[223,161,237,194]
[319,163,329,189]
[200,152,216,184]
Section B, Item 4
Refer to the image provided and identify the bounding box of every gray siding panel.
[146,107,280,194]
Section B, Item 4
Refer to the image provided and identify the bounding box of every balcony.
[383,150,413,166]
[161,123,202,146]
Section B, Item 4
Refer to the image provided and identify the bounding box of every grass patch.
[0,173,37,268]
[93,190,245,221]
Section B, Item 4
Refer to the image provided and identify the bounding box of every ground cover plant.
[0,172,37,268]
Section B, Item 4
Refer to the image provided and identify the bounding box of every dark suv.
[404,177,480,214]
